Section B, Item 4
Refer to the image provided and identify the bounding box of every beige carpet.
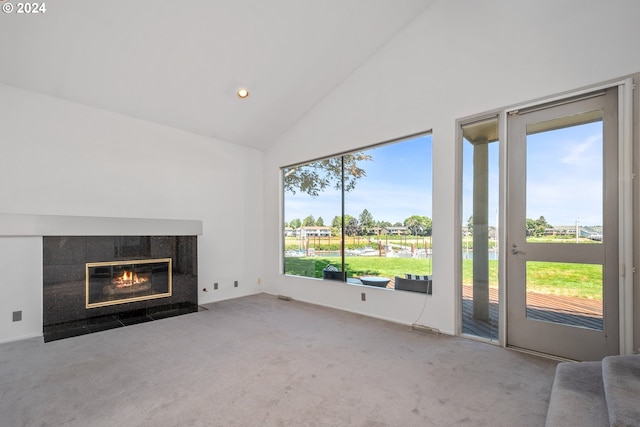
[0,294,557,426]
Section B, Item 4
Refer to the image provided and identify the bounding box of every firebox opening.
[86,258,172,308]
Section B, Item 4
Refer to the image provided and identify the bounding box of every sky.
[284,134,432,226]
[461,120,603,228]
[524,121,603,226]
[285,119,604,229]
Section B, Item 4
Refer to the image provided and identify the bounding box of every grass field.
[284,256,433,280]
[284,256,602,300]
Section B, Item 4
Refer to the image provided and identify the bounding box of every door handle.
[511,244,525,255]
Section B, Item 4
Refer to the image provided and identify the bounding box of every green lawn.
[285,256,602,300]
[284,256,432,280]
[524,261,602,299]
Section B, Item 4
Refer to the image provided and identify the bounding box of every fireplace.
[43,236,198,342]
[86,258,172,308]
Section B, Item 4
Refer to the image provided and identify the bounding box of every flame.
[113,270,148,288]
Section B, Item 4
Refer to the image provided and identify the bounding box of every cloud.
[561,134,601,166]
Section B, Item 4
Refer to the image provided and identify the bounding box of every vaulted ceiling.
[0,0,433,150]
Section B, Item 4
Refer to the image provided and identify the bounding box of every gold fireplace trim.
[85,258,172,309]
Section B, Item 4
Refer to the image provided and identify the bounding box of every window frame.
[281,131,433,290]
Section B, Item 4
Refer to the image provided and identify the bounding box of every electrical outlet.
[361,293,366,301]
[12,311,22,322]
[234,280,238,288]
[214,282,218,290]
[257,277,261,284]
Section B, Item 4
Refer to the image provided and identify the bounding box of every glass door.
[506,89,619,361]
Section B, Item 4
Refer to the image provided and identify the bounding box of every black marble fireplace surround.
[43,236,198,342]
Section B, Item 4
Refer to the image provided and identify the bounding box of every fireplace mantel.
[0,214,202,343]
[0,214,202,236]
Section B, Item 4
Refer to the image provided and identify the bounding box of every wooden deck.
[462,285,603,340]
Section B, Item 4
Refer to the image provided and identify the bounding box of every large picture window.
[283,133,432,292]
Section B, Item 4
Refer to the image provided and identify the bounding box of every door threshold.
[507,345,576,362]
[460,333,500,346]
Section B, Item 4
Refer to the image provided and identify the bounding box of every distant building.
[289,226,332,237]
[382,226,409,235]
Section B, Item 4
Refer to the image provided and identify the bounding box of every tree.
[535,216,551,236]
[404,215,432,236]
[526,216,551,237]
[302,215,316,226]
[376,220,391,228]
[345,217,359,236]
[467,215,473,235]
[526,218,536,236]
[316,216,324,226]
[290,218,301,229]
[331,215,355,229]
[331,215,343,236]
[283,153,372,197]
[358,209,374,235]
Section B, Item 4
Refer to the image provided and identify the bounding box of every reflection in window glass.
[282,134,433,290]
[525,261,603,330]
[525,119,603,244]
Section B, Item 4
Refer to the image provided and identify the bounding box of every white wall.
[0,83,264,341]
[263,0,640,334]
[0,238,42,343]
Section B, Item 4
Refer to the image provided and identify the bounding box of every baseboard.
[0,332,43,345]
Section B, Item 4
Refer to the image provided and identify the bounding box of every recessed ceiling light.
[237,88,249,99]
